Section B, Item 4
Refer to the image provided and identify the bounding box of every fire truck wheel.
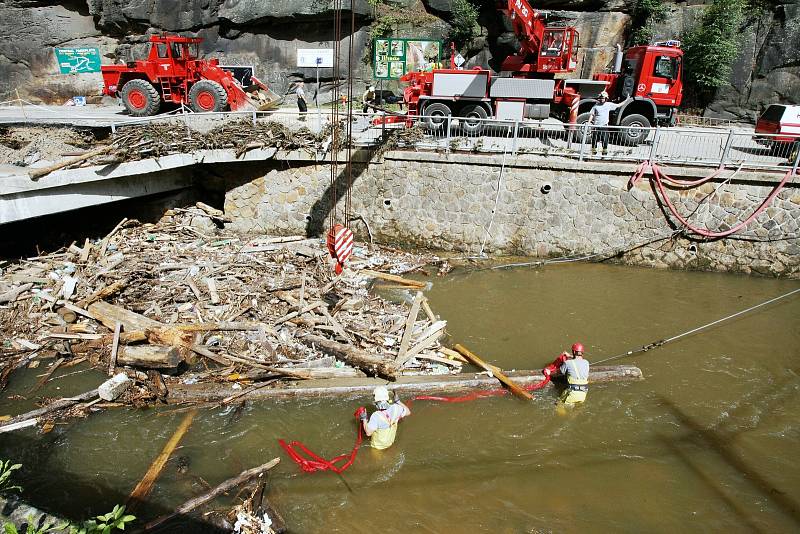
[575,112,590,125]
[460,105,488,136]
[121,79,161,117]
[189,80,229,113]
[423,102,452,132]
[619,113,651,146]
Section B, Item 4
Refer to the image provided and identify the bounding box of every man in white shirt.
[589,91,630,155]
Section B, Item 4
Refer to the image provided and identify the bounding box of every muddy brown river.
[1,263,799,533]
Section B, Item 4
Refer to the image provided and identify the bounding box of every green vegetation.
[0,460,21,495]
[448,0,479,47]
[58,505,135,534]
[629,0,669,46]
[683,0,747,91]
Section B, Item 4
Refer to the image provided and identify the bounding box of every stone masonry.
[222,153,800,278]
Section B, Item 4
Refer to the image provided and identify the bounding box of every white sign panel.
[297,49,334,68]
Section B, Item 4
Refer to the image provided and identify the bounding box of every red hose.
[629,161,794,238]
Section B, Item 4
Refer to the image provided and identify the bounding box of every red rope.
[279,370,555,474]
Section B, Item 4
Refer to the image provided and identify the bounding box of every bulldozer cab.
[147,35,201,63]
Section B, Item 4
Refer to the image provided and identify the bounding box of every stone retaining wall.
[220,153,800,278]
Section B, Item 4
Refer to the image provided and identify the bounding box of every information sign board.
[297,49,334,68]
[55,47,101,74]
[373,39,441,80]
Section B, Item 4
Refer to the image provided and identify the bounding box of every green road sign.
[55,47,101,74]
[373,38,441,80]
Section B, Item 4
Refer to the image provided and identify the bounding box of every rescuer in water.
[357,385,411,450]
[543,342,590,405]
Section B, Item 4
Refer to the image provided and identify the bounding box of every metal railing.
[396,114,800,173]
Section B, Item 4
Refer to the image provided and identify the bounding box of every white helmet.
[599,91,609,99]
[373,385,390,403]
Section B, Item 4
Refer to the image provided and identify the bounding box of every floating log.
[299,334,399,381]
[454,344,533,401]
[167,366,642,403]
[117,345,182,369]
[0,388,99,431]
[145,457,281,531]
[128,409,197,512]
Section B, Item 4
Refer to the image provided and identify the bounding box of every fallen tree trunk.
[167,366,642,403]
[299,334,399,381]
[145,457,281,531]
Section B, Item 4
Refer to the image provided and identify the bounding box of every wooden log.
[359,269,427,289]
[0,388,99,430]
[28,144,115,180]
[28,357,64,394]
[98,217,128,257]
[88,300,162,332]
[144,458,281,531]
[397,292,423,362]
[421,298,437,323]
[453,344,532,400]
[299,334,399,381]
[128,409,197,512]
[397,323,447,368]
[0,283,33,304]
[108,322,121,376]
[166,366,643,403]
[77,279,127,309]
[117,345,182,369]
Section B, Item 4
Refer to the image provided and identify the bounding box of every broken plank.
[453,344,532,401]
[88,300,162,332]
[396,325,446,368]
[0,388,99,431]
[29,357,65,394]
[396,291,423,363]
[128,409,197,512]
[205,278,220,304]
[109,322,121,376]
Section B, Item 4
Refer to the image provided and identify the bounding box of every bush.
[683,0,747,90]
[448,0,478,47]
[629,0,670,46]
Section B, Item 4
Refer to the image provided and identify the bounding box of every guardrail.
[401,114,800,173]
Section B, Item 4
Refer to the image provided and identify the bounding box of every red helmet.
[571,343,584,354]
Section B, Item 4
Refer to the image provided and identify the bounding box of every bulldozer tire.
[619,113,651,146]
[423,102,451,132]
[121,79,161,117]
[189,80,228,113]
[460,104,488,136]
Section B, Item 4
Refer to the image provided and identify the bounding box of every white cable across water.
[592,287,800,365]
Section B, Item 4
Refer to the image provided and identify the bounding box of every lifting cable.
[592,286,800,365]
[478,126,514,256]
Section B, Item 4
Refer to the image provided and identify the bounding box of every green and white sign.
[373,38,441,80]
[55,47,101,74]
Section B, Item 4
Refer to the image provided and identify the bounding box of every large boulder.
[218,0,373,24]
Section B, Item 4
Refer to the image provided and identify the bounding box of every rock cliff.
[0,0,796,120]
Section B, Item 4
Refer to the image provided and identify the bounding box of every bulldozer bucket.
[244,76,282,111]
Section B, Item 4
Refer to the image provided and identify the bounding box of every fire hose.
[279,357,563,474]
[629,161,795,239]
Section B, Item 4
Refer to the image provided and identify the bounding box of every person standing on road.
[588,91,629,156]
[362,85,376,114]
[296,81,307,120]
[357,386,411,450]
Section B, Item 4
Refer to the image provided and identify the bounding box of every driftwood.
[28,144,115,180]
[167,366,643,403]
[397,291,423,362]
[0,283,33,304]
[128,409,197,512]
[454,344,532,401]
[117,345,183,369]
[145,457,281,531]
[88,301,162,332]
[299,334,399,380]
[360,269,427,289]
[0,388,99,431]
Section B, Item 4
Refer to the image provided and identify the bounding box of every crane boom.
[500,0,578,75]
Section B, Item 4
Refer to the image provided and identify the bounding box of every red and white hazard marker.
[326,224,354,274]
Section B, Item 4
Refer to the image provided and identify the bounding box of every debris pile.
[0,205,460,415]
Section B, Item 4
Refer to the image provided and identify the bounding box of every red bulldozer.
[101,34,281,117]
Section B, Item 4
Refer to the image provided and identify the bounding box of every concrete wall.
[220,153,800,278]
